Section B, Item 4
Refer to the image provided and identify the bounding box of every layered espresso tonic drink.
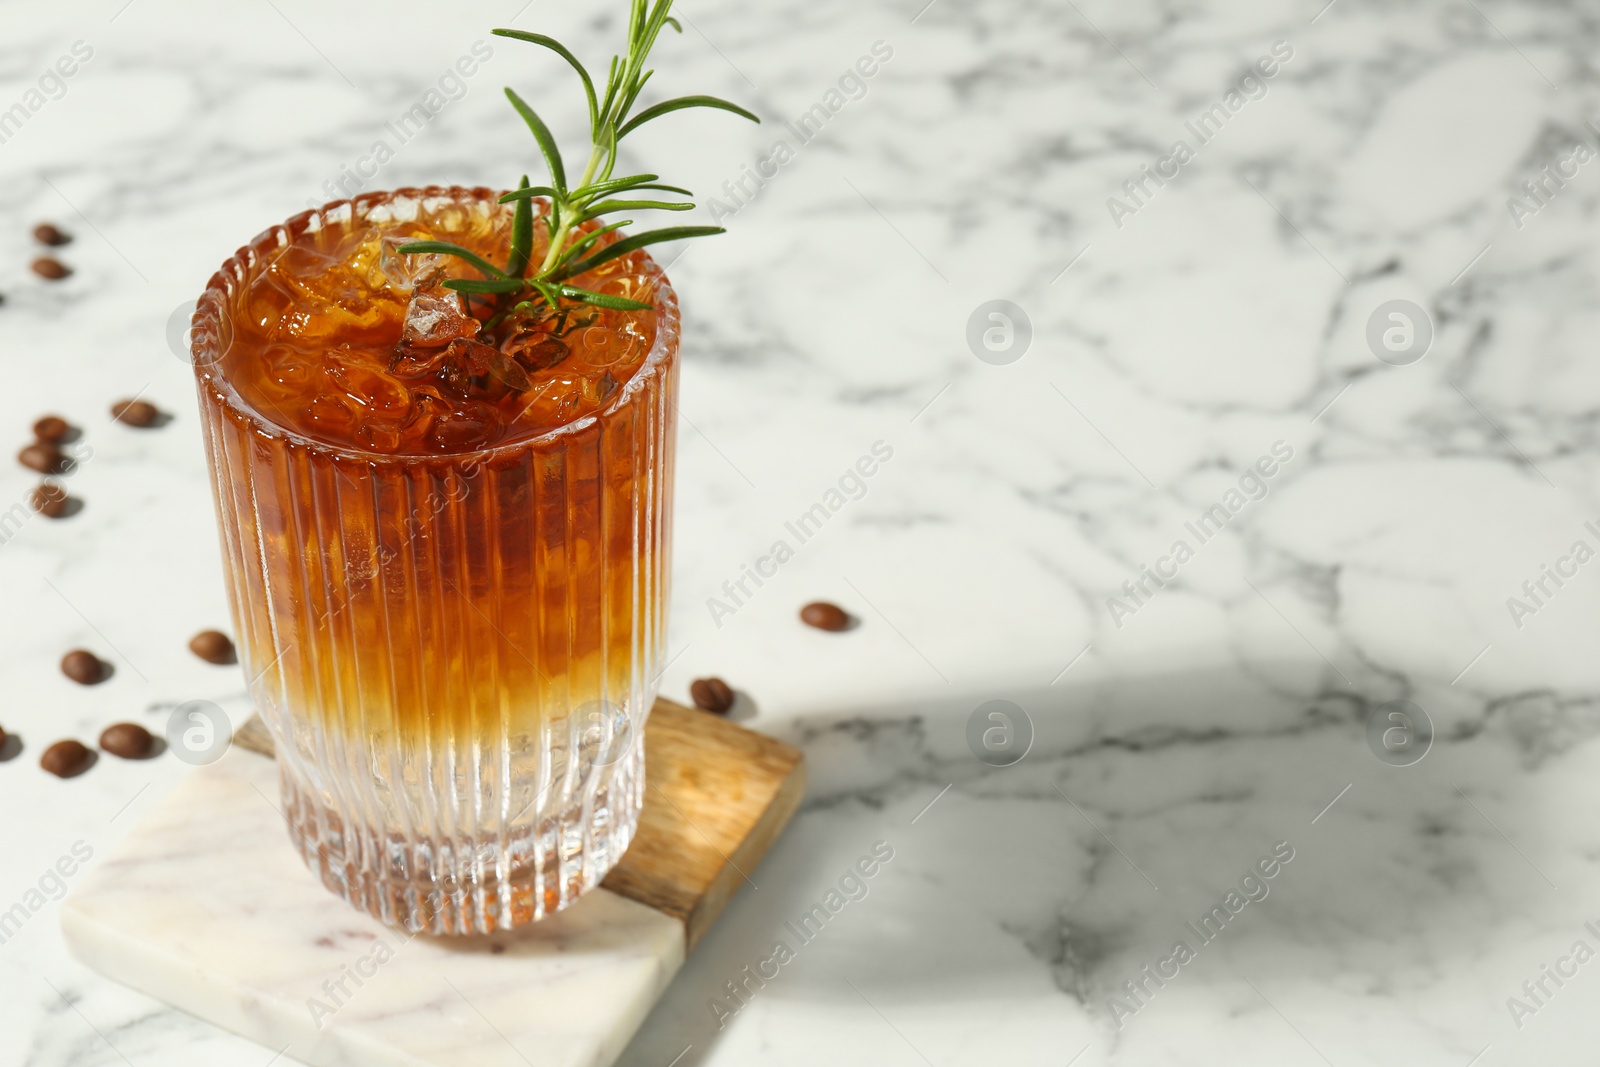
[191,187,677,932]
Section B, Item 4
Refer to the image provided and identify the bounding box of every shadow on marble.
[51,495,86,520]
[617,661,1574,1064]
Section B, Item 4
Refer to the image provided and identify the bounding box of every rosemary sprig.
[398,0,758,326]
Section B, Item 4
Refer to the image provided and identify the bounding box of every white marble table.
[3,0,1599,1064]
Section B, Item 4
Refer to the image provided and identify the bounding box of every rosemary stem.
[403,6,755,330]
[538,143,608,278]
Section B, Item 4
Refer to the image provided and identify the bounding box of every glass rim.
[190,184,680,467]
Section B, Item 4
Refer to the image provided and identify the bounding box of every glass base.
[279,745,645,935]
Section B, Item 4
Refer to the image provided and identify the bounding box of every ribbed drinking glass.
[189,187,677,933]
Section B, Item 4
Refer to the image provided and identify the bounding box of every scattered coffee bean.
[33,223,71,247]
[60,648,107,685]
[189,629,236,665]
[100,722,154,759]
[799,601,852,632]
[32,415,71,442]
[30,482,70,518]
[689,676,736,714]
[111,399,160,427]
[40,739,92,778]
[18,442,68,474]
[31,257,70,281]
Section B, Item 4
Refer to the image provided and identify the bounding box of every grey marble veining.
[3,0,1600,1064]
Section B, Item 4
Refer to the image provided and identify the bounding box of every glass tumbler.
[189,188,678,933]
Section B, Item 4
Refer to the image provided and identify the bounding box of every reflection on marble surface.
[3,0,1599,1063]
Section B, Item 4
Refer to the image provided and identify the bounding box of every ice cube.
[574,324,644,370]
[278,299,403,346]
[255,343,316,400]
[392,336,500,393]
[423,395,504,453]
[581,370,619,404]
[507,377,562,426]
[271,244,359,303]
[446,336,497,375]
[302,390,358,438]
[264,237,405,345]
[508,374,585,433]
[327,351,415,426]
[502,323,570,372]
[390,343,453,378]
[380,234,444,294]
[356,423,405,453]
[242,265,296,337]
[401,286,479,349]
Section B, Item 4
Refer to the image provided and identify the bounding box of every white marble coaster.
[61,745,686,1067]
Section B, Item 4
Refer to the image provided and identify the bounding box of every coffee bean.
[100,722,154,759]
[30,483,70,518]
[799,601,852,632]
[31,257,70,281]
[40,739,92,778]
[689,676,736,714]
[33,223,71,247]
[189,629,236,665]
[18,442,68,474]
[32,415,71,443]
[60,649,107,685]
[111,399,160,427]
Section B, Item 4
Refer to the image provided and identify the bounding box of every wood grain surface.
[232,698,805,950]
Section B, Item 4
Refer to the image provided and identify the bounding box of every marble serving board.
[58,699,805,1067]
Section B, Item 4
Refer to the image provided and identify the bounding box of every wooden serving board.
[62,698,805,1067]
